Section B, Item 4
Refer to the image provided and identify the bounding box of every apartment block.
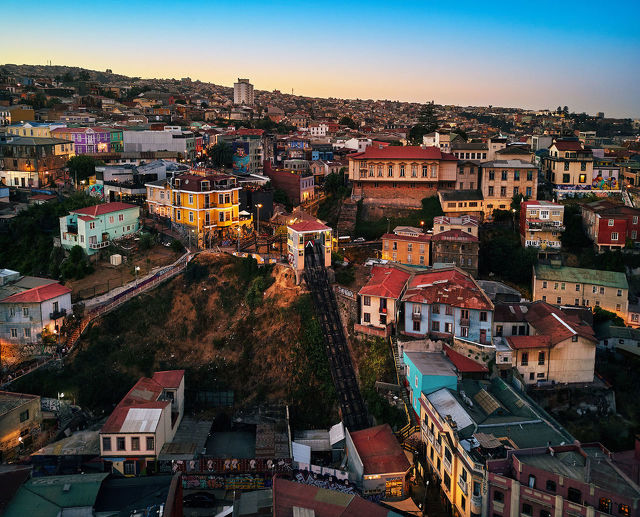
[480,160,538,217]
[381,226,431,267]
[519,200,565,249]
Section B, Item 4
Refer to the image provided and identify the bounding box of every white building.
[100,370,185,476]
[123,127,196,159]
[234,78,254,106]
[308,123,329,137]
[0,269,71,344]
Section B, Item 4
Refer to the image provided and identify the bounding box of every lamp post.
[237,226,241,253]
[256,204,263,235]
[135,266,140,286]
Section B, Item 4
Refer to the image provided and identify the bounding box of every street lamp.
[135,266,140,286]
[256,204,263,234]
[237,226,242,253]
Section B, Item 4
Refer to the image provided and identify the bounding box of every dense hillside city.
[1,58,640,517]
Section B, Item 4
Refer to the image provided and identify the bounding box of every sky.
[2,0,640,118]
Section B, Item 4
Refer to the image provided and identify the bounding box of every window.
[501,171,508,181]
[146,437,155,450]
[617,304,621,311]
[461,496,466,511]
[599,498,612,514]
[400,165,405,177]
[411,165,417,177]
[189,211,194,223]
[522,503,533,515]
[10,328,17,338]
[611,232,619,241]
[489,171,495,180]
[600,286,605,294]
[609,219,615,226]
[556,297,562,304]
[431,304,439,314]
[542,281,547,289]
[538,351,545,365]
[526,186,532,197]
[118,213,124,222]
[576,284,581,291]
[363,313,370,323]
[388,165,393,177]
[445,305,453,315]
[444,322,452,333]
[618,289,623,297]
[117,437,126,451]
[554,282,559,290]
[500,186,507,197]
[493,490,504,503]
[392,241,397,250]
[363,296,371,306]
[89,222,95,230]
[527,170,533,181]
[22,307,29,317]
[407,243,413,252]
[488,186,494,196]
[563,173,570,183]
[414,375,419,388]
[461,326,469,337]
[561,283,565,290]
[514,170,520,181]
[581,162,586,171]
[131,437,140,451]
[24,328,31,338]
[422,165,428,177]
[567,487,581,504]
[480,311,487,322]
[619,505,630,517]
[102,437,112,451]
[19,409,29,422]
[521,352,529,366]
[413,320,421,332]
[564,161,570,171]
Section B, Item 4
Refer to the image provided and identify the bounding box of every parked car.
[353,237,365,243]
[183,491,217,508]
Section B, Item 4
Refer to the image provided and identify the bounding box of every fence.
[1,254,192,388]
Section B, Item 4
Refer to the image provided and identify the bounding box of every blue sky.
[2,0,639,117]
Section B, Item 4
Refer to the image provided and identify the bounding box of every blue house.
[402,267,494,344]
[403,351,457,415]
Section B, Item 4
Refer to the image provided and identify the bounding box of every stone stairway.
[391,337,419,426]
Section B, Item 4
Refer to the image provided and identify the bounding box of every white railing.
[458,476,468,495]
[443,455,452,474]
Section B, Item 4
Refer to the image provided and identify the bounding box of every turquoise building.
[403,351,457,415]
[59,202,140,255]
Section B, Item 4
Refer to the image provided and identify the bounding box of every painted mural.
[232,142,250,174]
[86,183,105,200]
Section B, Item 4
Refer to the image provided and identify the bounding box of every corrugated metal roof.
[120,407,162,433]
[427,388,474,431]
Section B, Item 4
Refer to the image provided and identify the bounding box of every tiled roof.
[552,141,584,151]
[444,346,489,373]
[403,268,493,311]
[433,215,480,227]
[349,424,410,475]
[506,335,552,349]
[494,303,530,323]
[288,220,330,233]
[0,282,71,303]
[359,266,411,299]
[524,301,596,345]
[71,202,138,217]
[348,145,458,161]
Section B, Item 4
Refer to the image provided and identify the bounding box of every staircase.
[337,199,358,237]
[390,337,420,427]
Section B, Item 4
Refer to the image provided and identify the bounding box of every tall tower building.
[234,78,254,106]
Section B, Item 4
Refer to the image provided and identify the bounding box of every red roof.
[403,268,493,311]
[78,215,95,222]
[349,424,410,475]
[30,194,57,201]
[431,229,479,242]
[101,371,183,433]
[152,370,185,388]
[288,220,330,233]
[348,145,458,161]
[524,301,596,345]
[72,202,138,217]
[552,141,585,151]
[1,283,71,304]
[506,335,552,350]
[381,232,431,243]
[359,266,411,299]
[272,477,391,517]
[444,346,488,373]
[226,128,265,136]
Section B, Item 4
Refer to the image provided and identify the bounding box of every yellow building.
[145,173,252,243]
[542,140,594,200]
[480,160,538,217]
[6,122,57,138]
[381,226,431,267]
[532,264,629,318]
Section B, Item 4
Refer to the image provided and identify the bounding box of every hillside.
[13,254,339,428]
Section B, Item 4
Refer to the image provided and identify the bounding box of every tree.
[557,106,562,114]
[563,106,569,115]
[409,104,438,145]
[593,306,625,327]
[67,155,102,186]
[207,142,234,168]
[339,116,357,129]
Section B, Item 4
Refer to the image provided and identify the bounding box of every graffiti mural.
[86,183,105,200]
[181,474,268,490]
[292,470,355,494]
[232,142,251,174]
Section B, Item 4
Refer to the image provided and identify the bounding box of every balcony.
[443,456,452,474]
[412,312,422,321]
[49,308,67,320]
[66,224,78,235]
[433,439,442,455]
[458,476,468,495]
[89,240,110,250]
[527,221,565,231]
[460,318,470,327]
[379,306,388,314]
[471,495,482,509]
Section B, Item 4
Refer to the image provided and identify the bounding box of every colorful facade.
[52,127,123,154]
[519,200,565,249]
[381,226,431,267]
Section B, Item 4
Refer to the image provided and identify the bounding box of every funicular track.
[304,242,369,431]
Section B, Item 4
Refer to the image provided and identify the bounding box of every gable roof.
[359,266,411,300]
[552,140,584,151]
[524,301,596,345]
[288,220,330,233]
[348,145,458,161]
[71,202,138,217]
[0,282,71,304]
[431,229,479,242]
[444,346,489,373]
[534,264,628,290]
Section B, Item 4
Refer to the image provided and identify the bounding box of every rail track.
[304,242,369,431]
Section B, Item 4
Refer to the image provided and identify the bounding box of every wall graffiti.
[292,470,355,494]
